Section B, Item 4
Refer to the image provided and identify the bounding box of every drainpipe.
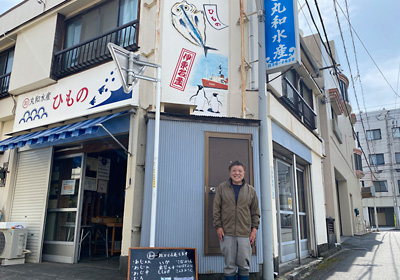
[257,5,274,280]
[240,0,246,118]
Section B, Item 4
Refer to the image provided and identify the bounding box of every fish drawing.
[171,0,217,56]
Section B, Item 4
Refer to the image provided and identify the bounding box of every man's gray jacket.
[213,180,260,237]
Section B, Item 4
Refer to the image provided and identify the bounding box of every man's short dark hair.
[229,161,245,171]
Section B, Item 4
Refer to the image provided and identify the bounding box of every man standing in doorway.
[213,161,260,280]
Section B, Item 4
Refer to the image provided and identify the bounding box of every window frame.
[369,153,385,166]
[396,152,400,164]
[373,181,388,192]
[64,0,139,49]
[0,47,15,99]
[366,129,381,140]
[393,127,400,139]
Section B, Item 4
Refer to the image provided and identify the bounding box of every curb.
[277,246,345,280]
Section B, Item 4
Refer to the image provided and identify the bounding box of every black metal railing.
[280,78,317,130]
[0,73,11,99]
[52,20,139,79]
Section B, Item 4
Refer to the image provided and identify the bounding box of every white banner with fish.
[13,62,139,132]
[162,0,229,116]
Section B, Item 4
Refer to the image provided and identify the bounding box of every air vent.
[0,231,5,255]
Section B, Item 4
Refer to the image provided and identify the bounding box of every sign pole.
[107,43,161,247]
[150,66,161,247]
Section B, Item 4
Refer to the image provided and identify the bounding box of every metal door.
[10,147,53,263]
[42,154,85,263]
[204,132,253,255]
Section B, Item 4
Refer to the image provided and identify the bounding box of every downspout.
[240,0,246,118]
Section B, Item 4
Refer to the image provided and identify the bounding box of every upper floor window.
[281,70,316,130]
[53,0,139,79]
[393,127,400,138]
[354,153,362,171]
[300,80,313,110]
[373,180,388,192]
[366,129,381,140]
[65,0,138,49]
[0,47,14,99]
[370,153,384,165]
[396,152,400,164]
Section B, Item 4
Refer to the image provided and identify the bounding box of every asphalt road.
[305,230,400,280]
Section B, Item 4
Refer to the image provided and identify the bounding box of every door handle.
[209,187,216,193]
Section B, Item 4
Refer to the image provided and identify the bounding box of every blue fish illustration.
[171,0,217,56]
[98,85,106,95]
[90,96,96,106]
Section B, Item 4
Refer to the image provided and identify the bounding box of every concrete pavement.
[304,229,400,280]
[0,257,126,280]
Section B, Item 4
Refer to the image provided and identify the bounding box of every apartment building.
[303,35,365,244]
[0,0,362,277]
[356,108,400,228]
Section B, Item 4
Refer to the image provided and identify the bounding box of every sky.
[1,0,399,114]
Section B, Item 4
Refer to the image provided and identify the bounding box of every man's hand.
[250,228,257,244]
[217,227,225,241]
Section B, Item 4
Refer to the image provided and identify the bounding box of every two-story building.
[0,0,362,277]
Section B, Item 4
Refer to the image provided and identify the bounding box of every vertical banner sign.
[265,0,301,73]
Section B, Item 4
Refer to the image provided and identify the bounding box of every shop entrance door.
[276,160,297,262]
[42,154,84,263]
[296,169,310,258]
[204,132,254,255]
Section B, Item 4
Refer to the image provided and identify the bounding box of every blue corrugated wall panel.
[141,118,263,274]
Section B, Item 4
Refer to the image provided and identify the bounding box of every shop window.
[369,154,384,166]
[53,0,139,78]
[0,47,14,99]
[373,181,388,192]
[366,129,381,140]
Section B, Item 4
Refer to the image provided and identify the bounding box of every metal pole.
[370,172,379,232]
[258,6,274,280]
[150,66,162,247]
[240,0,246,118]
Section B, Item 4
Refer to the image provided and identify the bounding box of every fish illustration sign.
[13,62,139,133]
[162,0,229,116]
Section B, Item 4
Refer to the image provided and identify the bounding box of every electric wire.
[335,1,399,98]
[333,0,377,173]
[304,0,377,179]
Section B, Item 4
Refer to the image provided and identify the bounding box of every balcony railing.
[280,77,317,130]
[0,73,11,99]
[52,20,139,79]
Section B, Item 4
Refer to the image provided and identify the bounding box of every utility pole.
[384,111,400,229]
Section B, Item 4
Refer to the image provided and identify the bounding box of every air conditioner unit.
[0,228,28,260]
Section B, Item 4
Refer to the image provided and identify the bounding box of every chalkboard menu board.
[128,248,198,280]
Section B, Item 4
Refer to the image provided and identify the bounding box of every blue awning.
[0,112,127,152]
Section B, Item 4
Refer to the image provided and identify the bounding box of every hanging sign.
[265,0,301,73]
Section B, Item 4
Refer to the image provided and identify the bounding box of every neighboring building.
[356,109,400,228]
[0,0,363,277]
[303,35,365,244]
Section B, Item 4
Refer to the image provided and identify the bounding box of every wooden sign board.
[128,247,198,280]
